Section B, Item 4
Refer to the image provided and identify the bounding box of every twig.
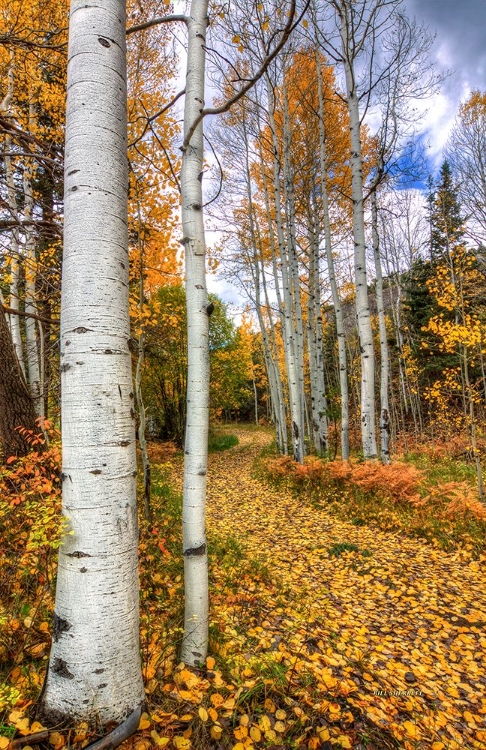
[83,706,142,750]
[1,305,59,325]
[10,731,49,747]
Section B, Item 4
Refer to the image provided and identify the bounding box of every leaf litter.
[1,428,486,750]
[172,428,486,750]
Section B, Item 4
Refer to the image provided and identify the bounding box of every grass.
[208,431,239,453]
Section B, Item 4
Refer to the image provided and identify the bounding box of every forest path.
[200,427,486,750]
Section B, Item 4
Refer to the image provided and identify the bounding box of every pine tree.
[430,161,465,260]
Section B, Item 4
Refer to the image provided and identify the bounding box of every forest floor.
[142,426,486,750]
[1,427,486,750]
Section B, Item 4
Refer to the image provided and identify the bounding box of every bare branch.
[182,0,306,150]
[128,88,186,148]
[126,15,189,35]
[1,305,59,325]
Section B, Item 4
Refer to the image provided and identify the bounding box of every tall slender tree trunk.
[4,137,26,376]
[23,103,44,419]
[243,117,286,451]
[134,191,151,521]
[39,0,144,725]
[180,0,210,667]
[314,38,349,458]
[371,192,390,462]
[307,201,328,453]
[265,76,304,462]
[282,84,306,445]
[340,13,377,459]
[255,128,288,454]
[463,346,484,501]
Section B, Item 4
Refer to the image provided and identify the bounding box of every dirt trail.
[202,428,486,749]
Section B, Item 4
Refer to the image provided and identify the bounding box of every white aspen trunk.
[1,58,26,376]
[180,0,210,667]
[260,251,288,454]
[39,0,144,725]
[371,192,390,463]
[265,77,304,462]
[135,333,151,519]
[9,257,25,374]
[340,13,377,459]
[23,104,43,420]
[282,84,306,444]
[314,52,349,460]
[252,366,258,424]
[4,138,26,376]
[251,250,284,450]
[255,133,288,454]
[307,205,328,453]
[245,144,285,451]
[134,194,151,520]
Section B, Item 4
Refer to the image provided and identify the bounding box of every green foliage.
[208,432,239,453]
[142,285,253,445]
[429,160,465,260]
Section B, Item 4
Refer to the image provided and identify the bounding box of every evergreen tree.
[429,160,465,260]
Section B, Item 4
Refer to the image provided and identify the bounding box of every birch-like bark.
[314,49,349,459]
[261,268,287,453]
[307,202,328,453]
[265,76,305,462]
[282,83,306,443]
[254,130,288,453]
[371,191,390,462]
[134,192,151,520]
[40,0,144,725]
[180,0,210,666]
[243,125,286,452]
[135,327,151,519]
[4,137,26,375]
[339,9,377,459]
[23,103,43,419]
[1,57,26,376]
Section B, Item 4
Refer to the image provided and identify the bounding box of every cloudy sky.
[404,0,486,165]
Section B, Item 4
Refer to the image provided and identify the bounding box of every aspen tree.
[0,55,25,376]
[335,0,378,459]
[371,191,390,462]
[128,0,298,660]
[179,0,211,666]
[23,104,43,419]
[265,74,305,462]
[39,0,144,724]
[312,33,350,458]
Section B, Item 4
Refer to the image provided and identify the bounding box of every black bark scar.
[53,613,72,642]
[184,543,206,557]
[52,657,74,679]
[66,550,92,558]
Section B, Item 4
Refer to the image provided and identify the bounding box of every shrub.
[350,462,424,506]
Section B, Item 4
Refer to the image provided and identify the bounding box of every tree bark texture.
[180,0,210,667]
[0,304,38,461]
[340,8,377,459]
[39,0,144,725]
[265,76,305,462]
[315,47,350,459]
[371,192,390,463]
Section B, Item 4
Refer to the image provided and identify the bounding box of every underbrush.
[0,423,62,724]
[259,451,486,554]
